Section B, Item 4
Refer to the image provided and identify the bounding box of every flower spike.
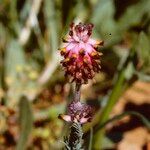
[60,22,103,84]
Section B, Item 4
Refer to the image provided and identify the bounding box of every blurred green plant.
[136,32,150,80]
[16,96,33,150]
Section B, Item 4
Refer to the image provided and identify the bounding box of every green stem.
[91,111,150,149]
[97,111,150,131]
[9,0,20,35]
[74,83,81,102]
[100,70,126,123]
[44,0,58,55]
[88,128,93,150]
[93,70,126,149]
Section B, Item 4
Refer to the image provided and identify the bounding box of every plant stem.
[93,70,126,149]
[96,111,150,130]
[100,70,126,123]
[74,83,81,102]
[88,128,93,150]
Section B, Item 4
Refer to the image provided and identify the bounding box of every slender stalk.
[96,111,150,130]
[93,70,126,149]
[74,83,81,102]
[100,70,126,123]
[88,128,93,150]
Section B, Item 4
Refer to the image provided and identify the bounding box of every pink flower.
[59,101,93,124]
[60,22,103,84]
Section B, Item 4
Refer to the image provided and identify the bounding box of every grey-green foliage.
[138,32,150,72]
[135,32,150,81]
[44,0,59,56]
[20,0,31,21]
[4,39,40,106]
[91,0,119,45]
[5,40,26,107]
[91,0,150,47]
[16,96,33,150]
[64,122,84,150]
[5,40,25,78]
[118,0,150,29]
[124,62,135,80]
[34,103,65,121]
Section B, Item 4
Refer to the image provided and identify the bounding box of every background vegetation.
[0,0,150,149]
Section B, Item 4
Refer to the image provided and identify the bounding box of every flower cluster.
[60,22,103,84]
[59,101,92,124]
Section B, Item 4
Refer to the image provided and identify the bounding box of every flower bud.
[59,101,93,124]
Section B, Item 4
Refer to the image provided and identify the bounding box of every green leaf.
[91,0,150,47]
[34,103,65,121]
[91,0,120,46]
[16,96,33,150]
[5,40,26,107]
[92,0,115,25]
[93,111,150,149]
[93,70,126,149]
[97,111,150,130]
[44,0,58,54]
[135,71,150,82]
[88,128,93,150]
[124,62,135,80]
[118,0,150,30]
[5,40,25,79]
[101,136,115,149]
[20,0,31,21]
[137,32,150,73]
